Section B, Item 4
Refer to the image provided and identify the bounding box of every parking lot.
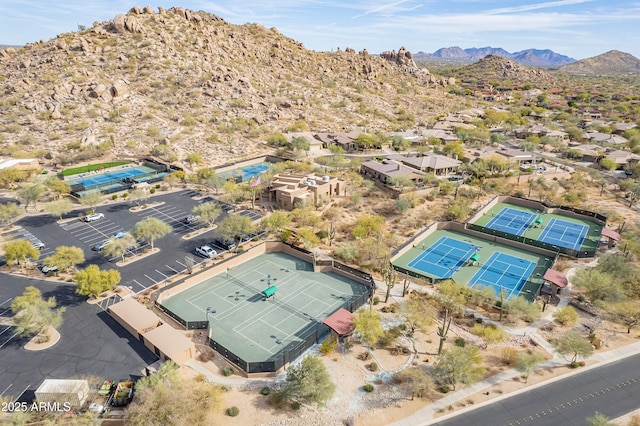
[6,190,262,294]
[0,274,158,403]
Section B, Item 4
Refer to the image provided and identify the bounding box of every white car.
[32,241,45,250]
[92,239,112,251]
[195,245,217,258]
[113,231,129,239]
[84,212,105,222]
[41,264,58,274]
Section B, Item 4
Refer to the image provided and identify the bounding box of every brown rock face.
[113,14,126,33]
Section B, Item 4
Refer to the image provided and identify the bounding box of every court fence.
[153,240,375,375]
[466,223,596,258]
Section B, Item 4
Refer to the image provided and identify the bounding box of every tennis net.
[480,265,528,280]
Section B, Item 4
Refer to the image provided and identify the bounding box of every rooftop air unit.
[322,175,330,182]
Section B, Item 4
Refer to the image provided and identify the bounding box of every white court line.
[0,331,19,349]
[0,384,12,397]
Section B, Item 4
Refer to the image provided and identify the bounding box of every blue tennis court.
[66,165,158,189]
[538,218,588,251]
[221,162,270,182]
[485,207,537,236]
[468,252,536,300]
[408,236,478,279]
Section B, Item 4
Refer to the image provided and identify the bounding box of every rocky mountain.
[452,55,557,87]
[0,7,459,167]
[414,47,575,67]
[556,50,640,76]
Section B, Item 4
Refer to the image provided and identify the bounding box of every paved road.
[435,353,640,426]
[0,273,158,402]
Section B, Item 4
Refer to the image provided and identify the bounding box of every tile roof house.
[287,132,324,152]
[270,172,343,210]
[586,132,628,145]
[422,129,459,143]
[397,154,462,176]
[603,149,640,168]
[496,148,537,163]
[361,159,426,184]
[314,133,357,151]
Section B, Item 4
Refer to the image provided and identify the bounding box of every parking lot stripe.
[144,274,157,284]
[0,297,12,307]
[155,270,169,279]
[165,264,180,273]
[14,385,30,403]
[0,383,12,397]
[175,260,186,267]
[0,331,19,349]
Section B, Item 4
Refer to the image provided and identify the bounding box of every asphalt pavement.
[0,273,157,402]
[433,352,640,425]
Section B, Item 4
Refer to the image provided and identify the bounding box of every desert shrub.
[227,406,239,417]
[372,296,380,305]
[369,362,378,372]
[199,351,214,362]
[111,194,118,200]
[319,335,338,356]
[499,347,519,365]
[150,188,156,194]
[291,401,301,411]
[267,391,288,409]
[222,366,234,376]
[440,385,450,393]
[377,326,403,347]
[552,306,579,327]
[470,323,507,344]
[381,303,399,313]
[363,383,374,392]
[454,337,466,347]
[358,351,371,361]
[260,386,271,396]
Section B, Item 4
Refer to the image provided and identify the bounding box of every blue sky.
[1,1,639,59]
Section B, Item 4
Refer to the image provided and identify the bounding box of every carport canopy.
[262,285,278,298]
[323,308,355,336]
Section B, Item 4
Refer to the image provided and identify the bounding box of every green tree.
[352,214,384,239]
[608,301,640,333]
[44,198,74,220]
[0,202,22,226]
[74,265,121,298]
[598,157,618,171]
[282,355,336,407]
[553,330,593,363]
[401,293,435,334]
[389,175,415,192]
[354,134,377,150]
[129,188,150,207]
[3,240,39,272]
[395,197,412,214]
[262,210,292,233]
[79,191,103,212]
[394,367,433,400]
[296,227,320,248]
[392,135,411,151]
[126,361,223,425]
[43,246,85,273]
[205,172,225,194]
[192,202,222,227]
[185,152,203,167]
[504,296,541,323]
[217,215,256,251]
[380,256,397,303]
[552,306,579,327]
[265,132,288,146]
[431,346,486,391]
[353,307,384,349]
[290,136,310,151]
[441,141,465,160]
[44,176,71,199]
[574,269,625,304]
[443,199,471,221]
[131,217,172,250]
[103,234,137,263]
[626,182,640,207]
[516,351,545,383]
[17,183,45,211]
[11,286,65,343]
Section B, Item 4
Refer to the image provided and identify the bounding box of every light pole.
[276,339,286,371]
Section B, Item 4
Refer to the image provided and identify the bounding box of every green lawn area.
[58,161,131,177]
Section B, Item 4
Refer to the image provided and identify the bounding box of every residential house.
[270,172,343,210]
[360,159,426,185]
[496,148,537,165]
[314,133,357,151]
[287,132,324,153]
[586,131,628,145]
[603,149,640,169]
[422,129,459,144]
[569,144,604,162]
[392,153,462,176]
[614,123,637,134]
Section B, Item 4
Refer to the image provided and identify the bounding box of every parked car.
[92,239,112,251]
[184,215,200,224]
[32,241,45,250]
[84,212,105,222]
[213,238,236,251]
[113,231,129,239]
[195,245,217,258]
[41,264,58,274]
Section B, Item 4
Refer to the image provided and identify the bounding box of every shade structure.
[535,217,543,224]
[261,285,278,298]
[470,253,481,262]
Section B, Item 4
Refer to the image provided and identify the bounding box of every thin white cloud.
[365,0,412,15]
[486,0,596,14]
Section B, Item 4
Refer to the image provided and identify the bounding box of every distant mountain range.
[413,47,576,67]
[556,50,640,76]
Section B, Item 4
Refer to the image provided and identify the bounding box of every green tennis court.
[160,252,369,363]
